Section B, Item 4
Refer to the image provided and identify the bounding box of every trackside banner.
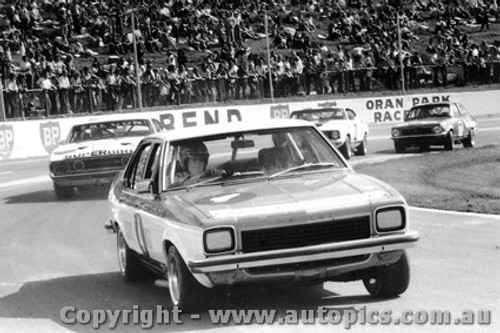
[0,90,497,161]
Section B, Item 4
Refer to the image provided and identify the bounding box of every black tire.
[363,251,410,298]
[394,141,405,154]
[419,144,430,152]
[444,132,454,151]
[167,246,206,311]
[117,227,143,282]
[355,134,368,156]
[54,183,74,199]
[463,129,476,148]
[340,136,352,159]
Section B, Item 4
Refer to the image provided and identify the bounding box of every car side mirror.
[135,180,152,194]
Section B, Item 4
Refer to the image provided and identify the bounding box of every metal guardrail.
[2,62,500,120]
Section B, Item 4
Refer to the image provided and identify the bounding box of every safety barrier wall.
[0,89,498,161]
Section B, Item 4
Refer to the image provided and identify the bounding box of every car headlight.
[327,130,340,140]
[391,129,400,137]
[53,162,70,173]
[203,227,235,254]
[432,125,444,134]
[376,207,406,232]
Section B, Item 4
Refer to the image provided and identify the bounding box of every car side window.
[450,104,460,118]
[126,143,151,189]
[152,119,165,132]
[457,104,469,117]
[346,109,356,120]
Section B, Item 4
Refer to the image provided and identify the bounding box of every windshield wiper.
[186,171,265,189]
[268,163,339,179]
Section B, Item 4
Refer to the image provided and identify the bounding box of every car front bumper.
[189,231,419,285]
[51,170,119,186]
[392,133,447,146]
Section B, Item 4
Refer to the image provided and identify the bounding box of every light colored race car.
[391,102,478,153]
[49,116,165,199]
[290,107,369,159]
[106,119,419,310]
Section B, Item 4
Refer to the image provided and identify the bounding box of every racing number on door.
[134,214,150,257]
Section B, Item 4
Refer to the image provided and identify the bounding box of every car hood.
[50,137,141,162]
[315,119,349,130]
[393,118,448,128]
[167,171,401,228]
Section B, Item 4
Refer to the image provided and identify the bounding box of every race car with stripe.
[106,119,419,310]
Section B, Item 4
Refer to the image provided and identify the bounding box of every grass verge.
[353,145,500,215]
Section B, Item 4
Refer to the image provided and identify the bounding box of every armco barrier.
[0,90,498,161]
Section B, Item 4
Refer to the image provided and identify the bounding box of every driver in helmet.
[174,141,223,185]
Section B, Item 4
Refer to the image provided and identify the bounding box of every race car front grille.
[241,216,371,253]
[401,128,433,136]
[51,156,130,174]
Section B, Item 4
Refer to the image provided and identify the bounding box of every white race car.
[49,116,165,199]
[291,107,369,159]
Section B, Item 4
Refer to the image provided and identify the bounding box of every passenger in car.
[258,133,297,172]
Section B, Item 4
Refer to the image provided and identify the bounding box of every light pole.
[264,14,274,102]
[128,10,143,111]
[397,10,405,94]
[0,81,5,122]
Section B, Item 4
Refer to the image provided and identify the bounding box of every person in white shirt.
[4,73,20,118]
[58,69,71,114]
[37,71,57,116]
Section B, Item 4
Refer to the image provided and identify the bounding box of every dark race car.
[391,102,477,153]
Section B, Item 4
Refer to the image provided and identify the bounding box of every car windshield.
[68,120,154,143]
[165,127,346,189]
[291,109,346,121]
[405,105,451,120]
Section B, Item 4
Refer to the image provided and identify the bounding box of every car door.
[457,103,476,136]
[119,139,164,261]
[346,108,361,142]
[450,103,465,139]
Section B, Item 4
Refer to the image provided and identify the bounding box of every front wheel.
[167,246,206,311]
[363,251,410,298]
[444,132,454,151]
[340,136,352,159]
[394,141,405,154]
[54,183,74,199]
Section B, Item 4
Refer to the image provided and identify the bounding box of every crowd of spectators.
[1,0,500,119]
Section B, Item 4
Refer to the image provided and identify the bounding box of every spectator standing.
[4,73,20,118]
[37,70,57,116]
[57,69,71,114]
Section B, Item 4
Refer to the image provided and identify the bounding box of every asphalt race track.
[0,115,499,333]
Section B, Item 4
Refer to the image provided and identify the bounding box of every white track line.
[0,175,51,190]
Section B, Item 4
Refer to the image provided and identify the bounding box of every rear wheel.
[394,141,405,154]
[340,136,352,159]
[53,183,74,199]
[117,227,143,282]
[355,134,368,156]
[167,246,206,311]
[463,129,476,148]
[444,132,454,151]
[363,251,410,298]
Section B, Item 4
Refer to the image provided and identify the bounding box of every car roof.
[411,102,452,108]
[146,119,313,141]
[77,115,155,126]
[292,107,346,113]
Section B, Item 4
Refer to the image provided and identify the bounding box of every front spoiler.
[51,170,118,186]
[189,231,419,274]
